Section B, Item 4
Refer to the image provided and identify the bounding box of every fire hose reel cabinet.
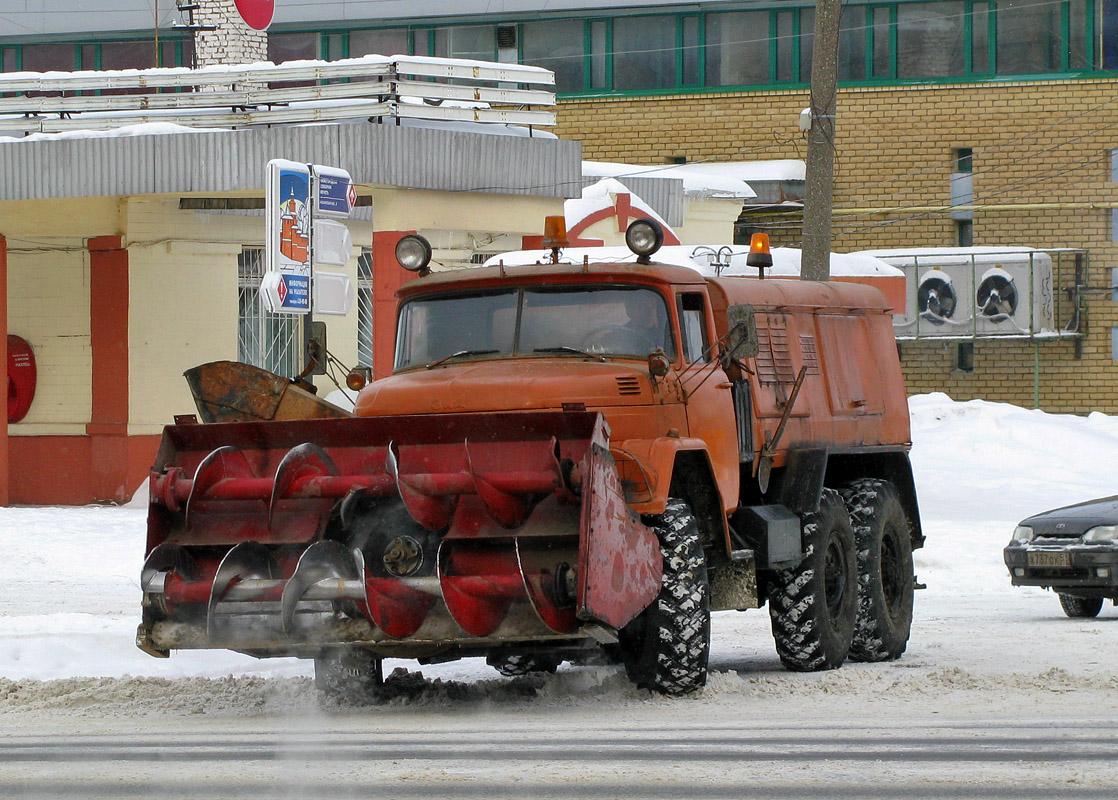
[7,335,36,423]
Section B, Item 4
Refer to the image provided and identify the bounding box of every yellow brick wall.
[557,79,1118,413]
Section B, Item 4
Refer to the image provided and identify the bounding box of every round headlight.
[396,234,433,273]
[1083,525,1118,543]
[1012,525,1034,543]
[625,218,664,259]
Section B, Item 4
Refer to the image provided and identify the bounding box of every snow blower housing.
[139,219,922,697]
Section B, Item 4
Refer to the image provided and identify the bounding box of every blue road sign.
[277,273,310,312]
[315,167,354,218]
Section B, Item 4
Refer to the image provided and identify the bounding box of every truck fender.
[617,436,731,555]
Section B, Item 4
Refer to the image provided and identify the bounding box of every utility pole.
[801,0,841,282]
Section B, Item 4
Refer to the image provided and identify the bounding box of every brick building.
[4,0,1118,507]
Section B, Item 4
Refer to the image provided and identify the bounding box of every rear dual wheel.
[767,488,857,671]
[840,479,915,662]
[618,498,710,695]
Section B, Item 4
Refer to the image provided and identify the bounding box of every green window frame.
[1,0,1103,94]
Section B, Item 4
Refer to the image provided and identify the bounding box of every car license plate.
[1027,551,1071,568]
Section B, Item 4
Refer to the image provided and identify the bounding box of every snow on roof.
[854,246,1052,267]
[582,159,804,199]
[0,113,555,144]
[565,178,675,234]
[484,244,901,278]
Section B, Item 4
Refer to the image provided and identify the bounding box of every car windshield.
[394,285,675,370]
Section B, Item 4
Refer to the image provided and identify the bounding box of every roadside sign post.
[264,159,355,378]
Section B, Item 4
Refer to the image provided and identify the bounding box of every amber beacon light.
[746,232,773,277]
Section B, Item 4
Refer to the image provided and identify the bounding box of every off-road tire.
[1058,594,1103,618]
[486,653,562,676]
[314,647,384,703]
[767,488,857,672]
[840,479,915,662]
[618,498,710,695]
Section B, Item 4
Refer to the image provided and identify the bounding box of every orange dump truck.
[138,220,922,698]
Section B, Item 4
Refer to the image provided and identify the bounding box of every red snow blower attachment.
[137,411,661,660]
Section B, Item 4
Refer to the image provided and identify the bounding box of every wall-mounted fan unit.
[916,268,966,327]
[853,248,1056,339]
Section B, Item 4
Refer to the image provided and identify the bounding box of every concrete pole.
[801,0,841,282]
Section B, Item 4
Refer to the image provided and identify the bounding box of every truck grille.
[615,377,642,395]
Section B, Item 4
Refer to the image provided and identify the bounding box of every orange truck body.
[138,247,921,696]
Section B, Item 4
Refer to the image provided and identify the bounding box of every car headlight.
[1011,525,1034,543]
[1083,525,1118,543]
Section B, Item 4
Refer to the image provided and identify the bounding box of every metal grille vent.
[755,317,795,387]
[615,376,642,395]
[497,25,518,49]
[799,334,821,375]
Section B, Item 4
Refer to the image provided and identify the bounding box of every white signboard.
[264,159,312,314]
[313,219,354,268]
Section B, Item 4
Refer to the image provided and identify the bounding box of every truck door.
[676,291,739,508]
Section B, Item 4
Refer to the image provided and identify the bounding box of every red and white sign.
[7,335,37,424]
[234,0,275,31]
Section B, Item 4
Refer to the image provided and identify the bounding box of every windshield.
[394,285,675,370]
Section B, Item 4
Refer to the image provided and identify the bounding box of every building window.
[705,11,770,87]
[897,1,965,78]
[1111,327,1118,359]
[957,341,975,372]
[995,0,1064,74]
[357,249,374,368]
[1111,149,1118,243]
[433,25,495,61]
[268,32,320,64]
[238,248,301,378]
[522,20,585,93]
[957,220,974,247]
[971,3,991,73]
[613,15,676,91]
[349,29,410,58]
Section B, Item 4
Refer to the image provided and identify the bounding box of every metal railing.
[0,55,555,135]
[238,248,300,378]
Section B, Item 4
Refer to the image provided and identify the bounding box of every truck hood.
[354,359,659,417]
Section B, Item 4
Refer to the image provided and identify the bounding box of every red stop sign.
[234,0,275,31]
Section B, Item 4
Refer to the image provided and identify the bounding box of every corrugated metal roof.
[0,123,581,201]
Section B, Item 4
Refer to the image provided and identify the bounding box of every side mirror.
[726,304,759,360]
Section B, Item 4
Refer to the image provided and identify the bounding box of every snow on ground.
[2,392,1117,714]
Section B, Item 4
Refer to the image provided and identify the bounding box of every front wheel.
[767,488,857,671]
[618,498,710,695]
[840,479,915,662]
[1058,594,1103,618]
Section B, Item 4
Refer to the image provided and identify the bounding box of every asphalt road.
[3,714,1116,799]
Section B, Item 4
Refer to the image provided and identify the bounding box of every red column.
[371,231,415,380]
[0,234,9,507]
[86,235,131,503]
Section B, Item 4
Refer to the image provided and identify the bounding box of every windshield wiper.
[424,349,499,369]
[533,346,607,362]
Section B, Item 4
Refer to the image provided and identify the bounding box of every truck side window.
[678,293,710,363]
